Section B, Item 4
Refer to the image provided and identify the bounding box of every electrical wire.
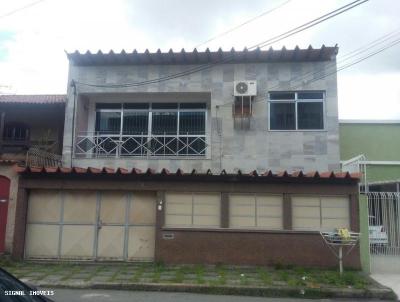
[74,0,369,88]
[291,37,400,90]
[0,0,46,19]
[214,32,400,108]
[193,0,292,49]
[251,27,400,100]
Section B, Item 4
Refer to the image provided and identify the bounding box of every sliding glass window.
[94,102,207,156]
[268,91,324,131]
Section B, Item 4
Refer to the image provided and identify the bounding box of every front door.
[0,176,10,253]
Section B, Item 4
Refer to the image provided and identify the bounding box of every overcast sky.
[0,0,399,119]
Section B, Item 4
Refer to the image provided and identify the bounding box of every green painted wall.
[340,123,400,183]
[367,165,400,183]
[340,123,400,161]
[359,194,370,273]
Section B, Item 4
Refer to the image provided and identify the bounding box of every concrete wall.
[63,60,340,173]
[340,123,400,183]
[340,123,400,161]
[0,164,18,253]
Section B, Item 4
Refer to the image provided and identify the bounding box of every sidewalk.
[371,274,400,300]
[0,259,396,300]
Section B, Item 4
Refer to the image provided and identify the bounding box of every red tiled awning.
[15,166,361,184]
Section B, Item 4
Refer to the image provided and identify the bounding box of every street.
[47,289,383,302]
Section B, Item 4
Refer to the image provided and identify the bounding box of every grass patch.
[151,262,166,283]
[257,267,272,285]
[130,263,149,282]
[207,264,226,286]
[172,266,191,283]
[195,265,205,284]
[0,260,372,291]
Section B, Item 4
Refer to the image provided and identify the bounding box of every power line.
[75,0,367,88]
[193,0,292,49]
[291,37,400,90]
[0,0,46,19]
[214,33,400,108]
[213,29,400,108]
[251,27,400,100]
[74,0,369,89]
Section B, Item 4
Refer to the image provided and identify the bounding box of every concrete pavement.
[371,274,400,300]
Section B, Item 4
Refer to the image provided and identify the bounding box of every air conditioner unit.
[233,81,257,96]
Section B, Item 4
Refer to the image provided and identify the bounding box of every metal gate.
[25,190,156,261]
[367,192,400,273]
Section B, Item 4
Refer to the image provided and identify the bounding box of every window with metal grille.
[3,122,30,141]
[94,102,207,156]
[269,91,324,130]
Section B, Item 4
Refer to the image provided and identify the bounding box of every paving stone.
[138,278,153,283]
[91,276,112,282]
[96,271,118,277]
[41,275,65,282]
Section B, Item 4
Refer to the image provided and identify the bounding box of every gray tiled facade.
[62,57,340,173]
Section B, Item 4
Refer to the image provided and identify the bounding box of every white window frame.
[95,103,208,138]
[268,91,326,132]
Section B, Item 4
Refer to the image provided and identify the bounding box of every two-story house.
[12,47,362,269]
[0,95,65,254]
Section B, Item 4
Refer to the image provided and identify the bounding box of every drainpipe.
[70,80,77,167]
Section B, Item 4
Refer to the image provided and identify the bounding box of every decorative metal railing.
[26,147,63,167]
[74,132,207,158]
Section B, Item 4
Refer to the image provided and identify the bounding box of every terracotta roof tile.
[103,167,115,174]
[14,166,361,183]
[117,168,130,174]
[88,167,102,174]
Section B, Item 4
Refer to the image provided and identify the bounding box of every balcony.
[74,132,207,158]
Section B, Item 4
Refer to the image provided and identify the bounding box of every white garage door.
[25,190,156,261]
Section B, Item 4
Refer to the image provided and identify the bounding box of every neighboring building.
[12,47,363,269]
[340,120,400,274]
[0,95,65,254]
[340,120,400,191]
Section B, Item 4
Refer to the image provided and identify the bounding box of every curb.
[35,281,397,300]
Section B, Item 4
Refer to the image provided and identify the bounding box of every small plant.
[257,267,272,285]
[173,266,188,283]
[131,263,146,282]
[239,273,249,285]
[195,265,205,284]
[278,270,290,282]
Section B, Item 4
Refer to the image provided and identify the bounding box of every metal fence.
[367,192,400,273]
[74,132,207,158]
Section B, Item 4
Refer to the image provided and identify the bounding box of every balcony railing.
[74,132,207,158]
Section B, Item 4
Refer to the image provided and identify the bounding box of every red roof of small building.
[0,94,66,104]
[15,166,361,184]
